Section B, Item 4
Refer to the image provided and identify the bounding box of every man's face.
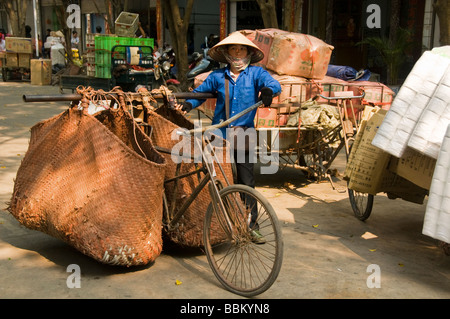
[227,44,248,59]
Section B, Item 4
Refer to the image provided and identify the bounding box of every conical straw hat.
[208,31,264,64]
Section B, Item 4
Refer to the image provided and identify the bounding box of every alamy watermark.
[366,264,381,288]
[66,264,81,288]
[366,4,381,29]
[66,4,81,29]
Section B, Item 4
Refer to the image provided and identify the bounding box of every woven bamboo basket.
[147,107,234,247]
[8,106,166,266]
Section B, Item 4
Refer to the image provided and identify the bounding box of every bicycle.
[154,99,284,297]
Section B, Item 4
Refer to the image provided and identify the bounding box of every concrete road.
[0,81,449,302]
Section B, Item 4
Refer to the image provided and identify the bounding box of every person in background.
[177,32,281,244]
[71,30,79,49]
[25,25,32,38]
[43,29,51,58]
[96,26,102,34]
[0,30,5,52]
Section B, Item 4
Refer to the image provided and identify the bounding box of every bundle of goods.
[249,28,334,80]
[369,46,450,244]
[8,88,167,266]
[344,108,429,204]
[423,124,450,244]
[372,47,450,159]
[326,64,371,82]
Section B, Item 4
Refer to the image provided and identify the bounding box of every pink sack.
[267,33,334,79]
[252,28,290,66]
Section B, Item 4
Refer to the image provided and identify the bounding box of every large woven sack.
[8,106,166,266]
[267,32,334,79]
[251,28,290,67]
[147,107,234,247]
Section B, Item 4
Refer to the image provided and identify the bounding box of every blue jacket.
[186,65,282,137]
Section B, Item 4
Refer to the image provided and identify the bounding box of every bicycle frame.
[157,131,234,235]
[317,91,365,156]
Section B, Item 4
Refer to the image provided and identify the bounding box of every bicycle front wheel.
[203,184,283,297]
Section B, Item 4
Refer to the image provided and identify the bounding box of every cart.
[254,80,394,180]
[60,45,156,93]
[190,77,393,220]
[0,51,31,82]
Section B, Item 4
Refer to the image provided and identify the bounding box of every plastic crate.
[94,36,154,78]
[115,12,139,37]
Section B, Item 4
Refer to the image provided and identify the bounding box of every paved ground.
[0,81,449,302]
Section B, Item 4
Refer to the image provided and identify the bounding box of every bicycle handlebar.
[178,100,264,137]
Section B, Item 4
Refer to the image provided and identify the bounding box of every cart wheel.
[203,184,283,297]
[348,188,374,221]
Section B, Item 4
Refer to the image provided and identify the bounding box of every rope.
[74,85,159,160]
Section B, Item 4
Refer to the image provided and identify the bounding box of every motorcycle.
[186,35,220,86]
[154,45,180,92]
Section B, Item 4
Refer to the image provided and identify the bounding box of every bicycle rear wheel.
[203,184,283,297]
[348,188,374,221]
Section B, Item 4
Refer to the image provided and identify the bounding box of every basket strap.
[225,78,229,122]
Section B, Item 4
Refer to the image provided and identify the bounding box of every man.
[177,31,281,243]
[71,30,79,49]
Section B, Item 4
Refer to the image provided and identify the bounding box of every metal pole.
[33,0,39,57]
[23,92,217,103]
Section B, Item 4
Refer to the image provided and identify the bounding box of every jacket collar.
[225,65,250,81]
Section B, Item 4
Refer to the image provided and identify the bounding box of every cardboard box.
[31,59,52,85]
[18,53,31,68]
[389,147,436,190]
[256,107,277,128]
[6,53,18,67]
[252,29,289,66]
[5,37,32,53]
[345,109,391,195]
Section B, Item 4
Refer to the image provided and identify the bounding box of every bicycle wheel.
[203,184,283,297]
[348,188,374,221]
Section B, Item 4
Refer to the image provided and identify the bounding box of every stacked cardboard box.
[31,59,52,85]
[4,37,32,69]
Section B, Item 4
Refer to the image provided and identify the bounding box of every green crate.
[94,36,154,78]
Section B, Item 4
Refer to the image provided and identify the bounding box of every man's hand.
[260,87,273,107]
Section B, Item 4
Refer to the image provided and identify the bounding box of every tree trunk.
[434,0,450,45]
[389,0,401,46]
[103,0,124,34]
[1,0,28,36]
[283,0,303,32]
[325,0,334,45]
[162,0,194,91]
[54,0,73,64]
[256,0,278,29]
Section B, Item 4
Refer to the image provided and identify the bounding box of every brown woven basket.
[147,107,234,247]
[8,106,166,266]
